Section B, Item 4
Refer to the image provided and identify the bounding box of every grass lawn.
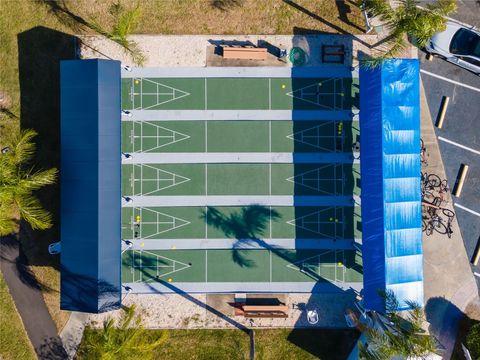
[0,0,364,331]
[77,328,360,360]
[0,272,36,360]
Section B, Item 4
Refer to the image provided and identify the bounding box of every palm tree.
[78,305,167,360]
[363,0,457,65]
[0,129,57,235]
[89,2,146,66]
[359,290,437,359]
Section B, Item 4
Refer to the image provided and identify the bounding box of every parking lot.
[418,6,480,283]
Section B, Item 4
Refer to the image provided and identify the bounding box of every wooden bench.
[241,305,289,318]
[322,45,345,64]
[223,47,268,60]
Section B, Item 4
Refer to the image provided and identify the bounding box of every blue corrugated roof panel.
[60,59,121,313]
[360,59,423,312]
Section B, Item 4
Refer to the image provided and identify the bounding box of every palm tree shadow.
[202,205,338,282]
[202,205,276,268]
[39,0,90,32]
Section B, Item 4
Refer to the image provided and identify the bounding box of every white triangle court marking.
[286,166,334,193]
[286,79,340,109]
[139,208,191,238]
[286,123,334,150]
[133,250,191,281]
[138,121,190,152]
[138,164,191,195]
[286,208,337,237]
[139,78,191,110]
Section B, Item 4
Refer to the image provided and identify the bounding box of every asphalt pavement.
[418,5,480,286]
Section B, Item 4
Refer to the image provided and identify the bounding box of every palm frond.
[0,210,18,236]
[19,168,58,192]
[10,129,38,166]
[14,195,53,230]
[426,0,457,16]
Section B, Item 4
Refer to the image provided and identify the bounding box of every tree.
[359,290,437,359]
[0,129,57,235]
[78,305,167,360]
[363,0,457,65]
[89,2,146,66]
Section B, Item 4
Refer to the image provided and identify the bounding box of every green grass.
[0,272,36,360]
[77,328,360,360]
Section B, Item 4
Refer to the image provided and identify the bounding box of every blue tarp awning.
[60,59,121,313]
[360,59,424,312]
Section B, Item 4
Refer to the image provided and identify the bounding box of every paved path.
[0,236,67,359]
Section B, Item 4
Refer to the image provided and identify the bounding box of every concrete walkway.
[419,80,479,359]
[0,236,67,359]
[60,312,90,359]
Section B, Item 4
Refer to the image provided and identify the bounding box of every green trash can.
[289,47,306,66]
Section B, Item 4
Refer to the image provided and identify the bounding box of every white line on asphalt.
[420,69,480,93]
[454,203,480,218]
[438,136,480,156]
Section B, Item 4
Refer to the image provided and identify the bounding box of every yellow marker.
[281,84,286,89]
[171,245,176,250]
[135,79,140,84]
[136,216,141,223]
[140,242,144,247]
[168,278,172,282]
[338,262,343,266]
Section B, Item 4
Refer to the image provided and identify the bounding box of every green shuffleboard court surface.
[122,249,363,283]
[120,69,363,291]
[122,163,360,196]
[121,77,359,110]
[122,206,361,240]
[122,120,360,153]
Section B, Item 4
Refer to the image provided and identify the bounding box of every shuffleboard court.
[122,249,363,284]
[121,77,359,111]
[121,120,360,153]
[121,206,361,240]
[122,163,361,196]
[120,67,363,293]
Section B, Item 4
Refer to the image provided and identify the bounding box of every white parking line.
[420,69,480,93]
[438,137,480,156]
[454,203,480,218]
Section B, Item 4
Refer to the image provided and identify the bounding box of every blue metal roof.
[360,59,424,312]
[60,59,121,313]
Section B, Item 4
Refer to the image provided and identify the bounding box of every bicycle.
[420,138,429,167]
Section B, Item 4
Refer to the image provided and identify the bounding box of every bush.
[466,322,480,359]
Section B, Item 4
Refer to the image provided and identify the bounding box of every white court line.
[438,136,480,156]
[454,203,480,218]
[474,272,480,278]
[420,69,480,93]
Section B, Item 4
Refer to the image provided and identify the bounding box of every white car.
[425,21,480,76]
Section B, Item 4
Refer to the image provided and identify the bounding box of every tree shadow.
[284,0,372,48]
[335,0,365,33]
[39,0,90,32]
[287,328,360,359]
[17,26,77,268]
[210,0,244,11]
[424,296,470,359]
[60,266,121,313]
[0,235,56,293]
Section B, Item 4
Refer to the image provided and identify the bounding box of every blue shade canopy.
[60,59,121,313]
[360,59,423,312]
